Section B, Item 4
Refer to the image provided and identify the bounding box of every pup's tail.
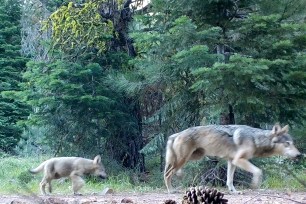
[29,161,47,174]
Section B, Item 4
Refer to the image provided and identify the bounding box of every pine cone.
[183,186,228,204]
[164,199,177,204]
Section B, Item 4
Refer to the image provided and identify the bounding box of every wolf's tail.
[29,161,47,174]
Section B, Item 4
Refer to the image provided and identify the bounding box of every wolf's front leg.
[250,168,262,189]
[232,158,262,189]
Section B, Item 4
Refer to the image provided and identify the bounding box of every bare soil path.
[3,190,306,204]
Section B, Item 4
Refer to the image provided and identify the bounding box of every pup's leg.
[47,182,52,193]
[39,176,51,195]
[226,160,237,193]
[71,174,85,195]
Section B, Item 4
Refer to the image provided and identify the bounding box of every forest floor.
[2,189,306,204]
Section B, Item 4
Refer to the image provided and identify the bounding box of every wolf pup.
[164,124,301,193]
[30,155,107,195]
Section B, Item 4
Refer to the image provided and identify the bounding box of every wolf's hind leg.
[226,160,237,193]
[164,158,188,193]
[164,164,176,193]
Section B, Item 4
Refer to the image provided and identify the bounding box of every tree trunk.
[217,42,235,125]
[98,0,145,171]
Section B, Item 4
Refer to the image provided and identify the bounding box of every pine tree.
[191,0,306,125]
[0,0,29,152]
[131,0,306,129]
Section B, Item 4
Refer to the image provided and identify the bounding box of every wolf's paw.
[228,190,243,195]
[250,182,260,190]
[250,180,261,189]
[251,177,262,189]
[73,193,83,196]
[168,189,180,194]
[41,192,50,196]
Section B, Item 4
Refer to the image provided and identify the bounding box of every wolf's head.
[270,124,301,159]
[92,155,107,179]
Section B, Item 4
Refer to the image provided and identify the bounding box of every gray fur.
[164,124,301,193]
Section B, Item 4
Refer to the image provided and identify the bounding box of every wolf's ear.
[93,155,101,164]
[271,124,289,136]
[271,124,281,135]
[278,125,289,135]
[282,125,289,133]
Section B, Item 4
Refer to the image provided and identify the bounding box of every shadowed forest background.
[1,0,306,191]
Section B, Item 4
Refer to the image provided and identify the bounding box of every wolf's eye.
[284,142,290,147]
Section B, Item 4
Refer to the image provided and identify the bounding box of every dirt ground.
[3,190,306,204]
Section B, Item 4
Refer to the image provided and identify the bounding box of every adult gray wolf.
[164,124,301,193]
[30,155,107,195]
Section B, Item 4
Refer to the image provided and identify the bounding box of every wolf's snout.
[99,175,107,179]
[288,151,302,160]
[296,153,303,160]
[291,152,301,159]
[285,145,301,159]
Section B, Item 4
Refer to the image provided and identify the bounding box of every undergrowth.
[0,155,305,195]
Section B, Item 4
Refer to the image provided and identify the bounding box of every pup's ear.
[271,123,281,135]
[93,155,101,164]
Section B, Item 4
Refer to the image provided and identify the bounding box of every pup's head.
[92,155,107,179]
[270,124,301,159]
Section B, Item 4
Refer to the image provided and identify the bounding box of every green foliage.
[258,0,306,20]
[46,1,114,56]
[0,156,38,193]
[15,126,51,156]
[261,159,306,190]
[140,133,165,155]
[0,0,30,152]
[190,11,306,124]
[130,0,306,129]
[17,59,139,156]
[129,13,222,133]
